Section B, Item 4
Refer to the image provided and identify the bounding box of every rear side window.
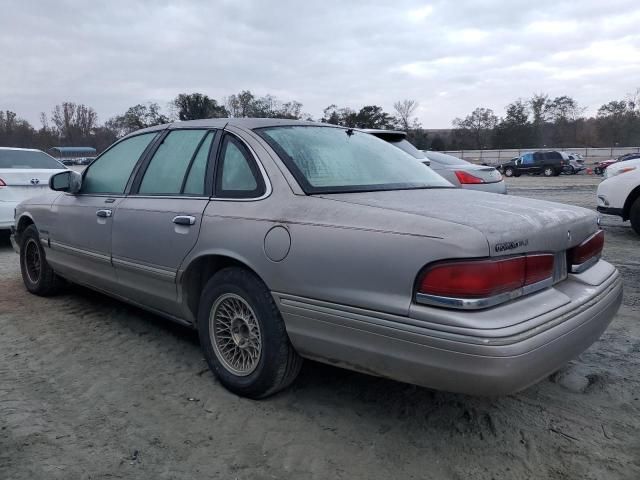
[544,152,562,161]
[82,132,157,194]
[215,136,264,198]
[139,129,208,195]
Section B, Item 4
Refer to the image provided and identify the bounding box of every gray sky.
[1,0,640,128]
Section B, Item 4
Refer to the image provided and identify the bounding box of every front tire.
[197,267,302,399]
[504,167,514,177]
[630,197,640,236]
[19,225,62,296]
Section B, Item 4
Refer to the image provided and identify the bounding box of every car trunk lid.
[0,169,65,201]
[318,188,598,257]
[441,164,503,184]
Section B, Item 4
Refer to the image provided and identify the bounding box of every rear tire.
[630,197,640,236]
[197,267,302,399]
[594,167,602,175]
[543,167,555,177]
[19,225,62,296]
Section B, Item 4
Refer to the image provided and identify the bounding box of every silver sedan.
[12,119,621,398]
[363,130,506,194]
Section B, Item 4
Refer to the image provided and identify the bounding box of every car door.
[519,153,534,174]
[47,132,159,291]
[531,152,545,174]
[110,128,218,317]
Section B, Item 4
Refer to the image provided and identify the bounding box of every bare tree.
[452,107,498,148]
[393,99,419,131]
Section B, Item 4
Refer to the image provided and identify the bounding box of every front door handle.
[172,215,196,226]
[96,209,112,218]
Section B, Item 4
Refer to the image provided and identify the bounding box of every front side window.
[139,129,208,195]
[215,136,263,198]
[82,132,157,194]
[522,153,534,165]
[256,126,451,194]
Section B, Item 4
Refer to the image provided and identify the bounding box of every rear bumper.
[597,206,624,217]
[276,261,622,395]
[10,226,20,254]
[0,200,18,229]
[461,181,507,195]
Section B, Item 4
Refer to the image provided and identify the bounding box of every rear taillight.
[454,170,485,184]
[569,230,604,273]
[0,178,6,187]
[416,254,554,309]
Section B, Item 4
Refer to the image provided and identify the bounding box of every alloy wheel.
[24,238,42,284]
[210,293,262,376]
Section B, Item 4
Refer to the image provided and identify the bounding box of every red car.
[595,153,640,175]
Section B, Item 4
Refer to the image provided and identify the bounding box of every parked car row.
[60,156,95,166]
[8,119,623,399]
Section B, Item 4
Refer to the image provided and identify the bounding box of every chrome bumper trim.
[415,277,554,310]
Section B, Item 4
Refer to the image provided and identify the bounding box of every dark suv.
[498,151,567,177]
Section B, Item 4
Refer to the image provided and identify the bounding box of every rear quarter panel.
[184,192,489,317]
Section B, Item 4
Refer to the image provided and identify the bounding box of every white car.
[0,147,67,230]
[597,160,640,235]
[604,157,640,178]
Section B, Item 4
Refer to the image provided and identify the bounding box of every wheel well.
[15,216,34,243]
[623,186,640,221]
[180,255,264,322]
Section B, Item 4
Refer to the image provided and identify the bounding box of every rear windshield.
[424,151,469,166]
[385,139,426,159]
[256,126,451,194]
[0,149,65,169]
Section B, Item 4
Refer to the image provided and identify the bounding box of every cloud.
[0,0,639,128]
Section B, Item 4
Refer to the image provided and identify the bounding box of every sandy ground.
[1,175,639,480]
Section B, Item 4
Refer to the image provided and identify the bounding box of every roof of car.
[126,118,327,138]
[0,147,43,152]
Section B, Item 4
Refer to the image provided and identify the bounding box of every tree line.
[1,89,639,154]
[450,89,640,150]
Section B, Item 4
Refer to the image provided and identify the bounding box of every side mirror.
[50,170,82,193]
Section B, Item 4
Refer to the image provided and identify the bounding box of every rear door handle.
[172,215,196,226]
[96,209,112,218]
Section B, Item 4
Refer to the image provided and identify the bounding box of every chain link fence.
[439,147,640,165]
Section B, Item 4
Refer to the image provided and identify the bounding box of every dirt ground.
[1,175,639,480]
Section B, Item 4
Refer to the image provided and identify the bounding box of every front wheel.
[19,225,62,296]
[197,267,302,399]
[504,167,515,177]
[630,197,640,236]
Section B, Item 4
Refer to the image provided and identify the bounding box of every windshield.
[0,149,65,169]
[256,126,451,193]
[423,151,470,166]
